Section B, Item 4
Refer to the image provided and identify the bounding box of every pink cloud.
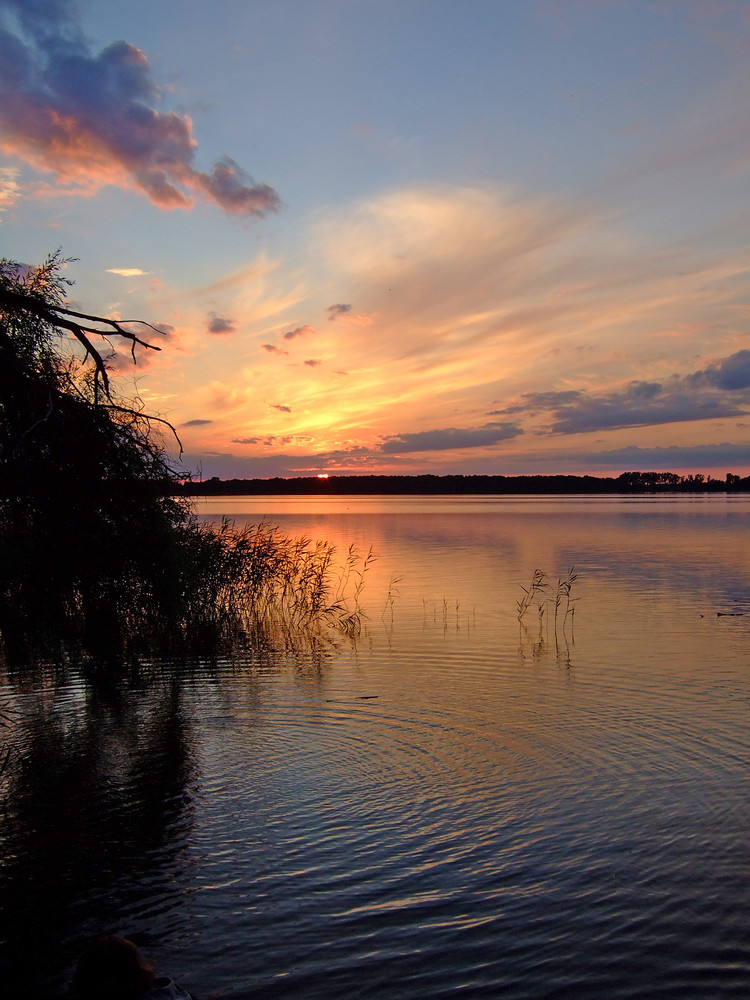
[0,3,281,216]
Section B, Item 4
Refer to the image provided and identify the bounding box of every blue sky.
[2,0,750,478]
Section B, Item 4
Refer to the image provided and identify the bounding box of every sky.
[2,0,750,480]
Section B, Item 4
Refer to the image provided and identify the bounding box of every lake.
[1,495,749,999]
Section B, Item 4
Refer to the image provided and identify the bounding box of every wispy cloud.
[106,267,147,277]
[0,0,281,215]
[183,418,213,426]
[301,184,750,437]
[142,182,750,476]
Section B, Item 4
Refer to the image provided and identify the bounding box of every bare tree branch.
[0,280,182,453]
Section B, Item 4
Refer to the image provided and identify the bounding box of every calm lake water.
[1,495,749,999]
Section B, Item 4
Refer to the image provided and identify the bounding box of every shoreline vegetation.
[0,254,370,666]
[181,470,750,496]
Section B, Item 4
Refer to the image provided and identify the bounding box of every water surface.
[1,495,749,998]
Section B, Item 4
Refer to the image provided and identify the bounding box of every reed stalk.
[382,573,403,622]
[517,569,548,621]
[518,566,579,658]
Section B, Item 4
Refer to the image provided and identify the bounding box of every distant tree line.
[182,470,750,496]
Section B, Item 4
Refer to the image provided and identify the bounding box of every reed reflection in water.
[1,495,749,999]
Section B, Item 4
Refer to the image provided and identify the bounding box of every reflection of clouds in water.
[570,507,750,603]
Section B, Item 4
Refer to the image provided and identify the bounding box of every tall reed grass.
[170,519,374,645]
[0,518,376,666]
[517,566,578,636]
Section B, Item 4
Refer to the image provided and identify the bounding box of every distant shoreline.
[177,472,750,496]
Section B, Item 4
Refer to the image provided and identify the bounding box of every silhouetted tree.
[1,254,363,664]
[0,253,193,657]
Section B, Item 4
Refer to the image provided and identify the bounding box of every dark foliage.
[0,253,204,660]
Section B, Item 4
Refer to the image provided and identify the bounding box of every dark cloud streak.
[327,303,351,321]
[504,351,750,436]
[381,422,522,454]
[577,441,750,471]
[207,312,236,335]
[283,324,315,340]
[689,349,750,392]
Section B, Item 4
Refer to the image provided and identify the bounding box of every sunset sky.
[2,0,750,479]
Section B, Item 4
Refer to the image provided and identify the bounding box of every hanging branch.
[0,284,162,401]
[0,278,182,454]
[101,403,184,456]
